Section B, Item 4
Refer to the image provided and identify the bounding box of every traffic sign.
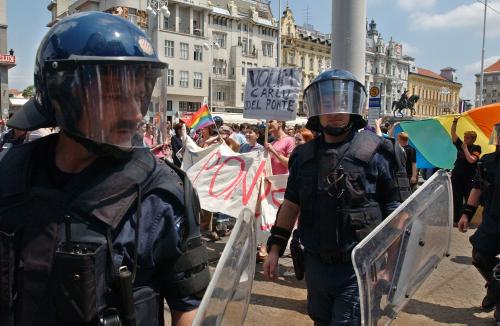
[369,86,380,98]
[369,98,381,108]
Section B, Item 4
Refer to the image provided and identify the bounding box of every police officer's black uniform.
[266,69,407,325]
[0,12,209,325]
[461,123,500,316]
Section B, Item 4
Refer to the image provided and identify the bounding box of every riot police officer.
[458,123,500,318]
[0,12,209,325]
[263,69,405,325]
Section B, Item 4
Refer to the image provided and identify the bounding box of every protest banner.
[243,67,302,121]
[185,143,268,218]
[181,138,289,244]
[256,174,287,232]
[180,134,220,171]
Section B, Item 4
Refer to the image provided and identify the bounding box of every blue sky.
[7,0,500,100]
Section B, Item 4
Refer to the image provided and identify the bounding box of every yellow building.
[408,67,462,118]
[280,6,331,115]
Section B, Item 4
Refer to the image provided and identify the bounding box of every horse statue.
[392,95,420,117]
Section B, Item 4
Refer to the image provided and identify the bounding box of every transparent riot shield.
[352,169,452,326]
[193,209,256,326]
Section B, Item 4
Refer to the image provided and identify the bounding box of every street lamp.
[439,86,451,115]
[146,0,170,126]
[146,0,170,19]
[203,41,220,112]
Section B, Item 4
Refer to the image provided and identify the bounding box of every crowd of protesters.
[1,114,482,235]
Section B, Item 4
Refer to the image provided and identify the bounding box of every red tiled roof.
[416,67,447,81]
[485,59,500,73]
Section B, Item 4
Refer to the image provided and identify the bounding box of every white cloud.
[397,0,437,11]
[401,42,419,56]
[460,55,500,99]
[409,0,500,36]
[464,55,500,75]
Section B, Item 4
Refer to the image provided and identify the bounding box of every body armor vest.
[0,134,209,325]
[294,131,406,254]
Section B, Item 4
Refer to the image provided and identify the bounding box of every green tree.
[22,85,35,98]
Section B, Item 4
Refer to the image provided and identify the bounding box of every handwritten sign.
[243,67,302,121]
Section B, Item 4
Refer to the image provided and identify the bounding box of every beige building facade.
[408,67,462,118]
[280,6,331,115]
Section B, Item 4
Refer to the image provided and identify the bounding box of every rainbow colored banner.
[394,103,500,169]
[185,103,214,131]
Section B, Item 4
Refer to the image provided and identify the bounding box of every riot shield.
[193,209,256,326]
[352,169,452,326]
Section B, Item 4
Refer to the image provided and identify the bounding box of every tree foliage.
[22,85,35,98]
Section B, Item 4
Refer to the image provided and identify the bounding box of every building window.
[180,43,189,60]
[167,100,173,111]
[212,16,228,27]
[164,40,174,57]
[240,37,249,54]
[216,90,225,101]
[179,101,202,112]
[301,56,305,68]
[213,32,227,48]
[242,62,245,76]
[213,59,227,75]
[262,42,273,57]
[127,8,138,24]
[167,69,174,86]
[193,72,203,89]
[309,57,314,71]
[194,45,203,61]
[163,16,174,31]
[180,71,189,87]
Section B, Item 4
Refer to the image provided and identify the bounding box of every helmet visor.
[489,124,500,145]
[46,63,163,148]
[303,79,367,118]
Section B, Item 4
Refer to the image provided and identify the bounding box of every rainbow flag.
[185,103,214,131]
[393,103,500,169]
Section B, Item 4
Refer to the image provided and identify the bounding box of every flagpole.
[264,0,282,174]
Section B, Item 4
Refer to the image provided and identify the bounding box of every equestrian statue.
[392,90,420,117]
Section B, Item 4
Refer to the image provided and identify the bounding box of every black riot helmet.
[8,11,167,149]
[303,69,367,133]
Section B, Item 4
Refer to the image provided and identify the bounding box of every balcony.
[242,50,257,59]
[212,74,235,82]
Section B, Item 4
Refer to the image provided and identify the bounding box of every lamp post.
[146,0,170,126]
[479,0,487,107]
[277,0,282,67]
[439,86,451,115]
[203,41,220,113]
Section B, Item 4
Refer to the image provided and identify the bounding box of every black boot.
[494,304,500,324]
[482,283,496,311]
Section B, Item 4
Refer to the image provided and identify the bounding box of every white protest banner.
[180,135,220,171]
[243,67,302,121]
[257,174,288,228]
[185,143,268,218]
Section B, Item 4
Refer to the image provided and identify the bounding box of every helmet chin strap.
[321,122,353,137]
[64,131,134,160]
